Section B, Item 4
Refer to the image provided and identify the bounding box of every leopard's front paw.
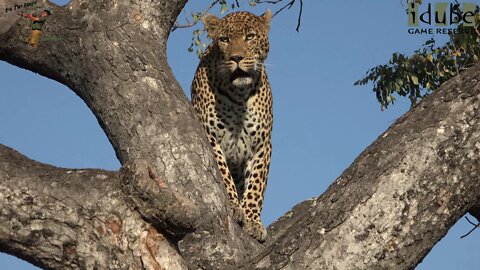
[229,201,246,225]
[244,219,267,242]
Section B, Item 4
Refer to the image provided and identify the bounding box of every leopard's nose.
[230,55,244,63]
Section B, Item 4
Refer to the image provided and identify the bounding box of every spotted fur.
[191,11,273,241]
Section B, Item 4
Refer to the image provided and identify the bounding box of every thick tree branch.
[0,144,188,269]
[0,0,261,268]
[119,160,201,238]
[244,63,480,269]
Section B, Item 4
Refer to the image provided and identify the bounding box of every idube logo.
[407,1,478,34]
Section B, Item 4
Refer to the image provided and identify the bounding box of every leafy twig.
[178,0,305,57]
[171,0,221,32]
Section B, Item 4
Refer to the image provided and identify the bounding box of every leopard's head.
[202,11,272,87]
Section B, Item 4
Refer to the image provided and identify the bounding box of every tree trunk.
[1,1,479,269]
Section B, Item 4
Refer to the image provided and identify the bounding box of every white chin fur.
[232,77,253,87]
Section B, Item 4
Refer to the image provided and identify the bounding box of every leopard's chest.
[213,89,264,166]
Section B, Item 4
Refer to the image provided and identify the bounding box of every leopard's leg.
[209,138,246,225]
[192,94,246,225]
[241,142,272,242]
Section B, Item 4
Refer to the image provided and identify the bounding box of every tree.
[1,0,480,269]
[355,1,480,110]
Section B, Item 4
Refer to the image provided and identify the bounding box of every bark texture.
[1,0,480,269]
[0,0,260,268]
[0,145,188,269]
[244,65,480,269]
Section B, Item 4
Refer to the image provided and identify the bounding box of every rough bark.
[0,0,260,269]
[245,65,480,269]
[0,145,188,269]
[1,0,480,269]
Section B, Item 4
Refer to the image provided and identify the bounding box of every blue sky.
[1,0,479,269]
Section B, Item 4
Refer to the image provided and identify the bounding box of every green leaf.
[426,54,434,62]
[192,13,199,22]
[221,3,228,14]
[410,75,419,85]
[425,38,435,45]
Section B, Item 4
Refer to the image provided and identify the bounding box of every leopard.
[190,10,273,242]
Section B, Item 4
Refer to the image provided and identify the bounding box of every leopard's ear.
[259,10,272,32]
[202,14,220,38]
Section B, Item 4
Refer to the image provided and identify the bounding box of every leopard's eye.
[218,36,229,43]
[246,33,256,41]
